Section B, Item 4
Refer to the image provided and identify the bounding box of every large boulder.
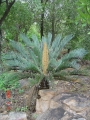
[36,92,90,120]
[35,83,72,113]
[36,107,86,120]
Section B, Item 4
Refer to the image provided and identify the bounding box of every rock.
[0,113,9,120]
[0,93,6,113]
[0,112,27,120]
[36,98,50,113]
[36,99,42,113]
[49,93,73,111]
[56,80,76,93]
[52,93,90,118]
[36,91,90,120]
[36,108,86,120]
[9,112,27,120]
[19,79,30,89]
[39,89,55,100]
[25,85,38,112]
[36,107,65,120]
[36,89,70,113]
[62,95,90,117]
[36,89,56,113]
[50,99,60,109]
[72,118,86,120]
[60,113,72,120]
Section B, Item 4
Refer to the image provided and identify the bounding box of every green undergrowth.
[0,71,30,91]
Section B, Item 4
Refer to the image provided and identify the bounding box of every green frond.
[70,60,80,69]
[3,51,41,73]
[29,74,44,87]
[31,34,40,49]
[48,58,58,72]
[51,34,62,50]
[10,40,30,59]
[24,63,41,73]
[50,34,62,59]
[55,34,74,58]
[2,52,29,62]
[54,48,87,70]
[56,62,70,71]
[5,59,41,73]
[46,33,52,48]
[3,51,29,68]
[56,60,80,71]
[29,50,40,66]
[5,59,24,69]
[47,34,73,59]
[42,36,47,49]
[59,34,74,52]
[31,46,42,64]
[20,33,34,48]
[62,48,87,61]
[2,51,17,60]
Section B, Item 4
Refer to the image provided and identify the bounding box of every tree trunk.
[40,0,48,39]
[52,15,55,41]
[51,2,55,41]
[40,12,44,38]
[40,0,44,38]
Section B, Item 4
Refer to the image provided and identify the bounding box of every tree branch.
[0,0,15,26]
[0,0,15,64]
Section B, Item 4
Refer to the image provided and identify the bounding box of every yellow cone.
[42,42,49,75]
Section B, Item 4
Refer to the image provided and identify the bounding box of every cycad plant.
[2,33,87,89]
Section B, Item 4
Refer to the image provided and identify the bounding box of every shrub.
[2,33,87,89]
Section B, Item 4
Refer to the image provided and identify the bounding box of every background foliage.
[0,0,90,59]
